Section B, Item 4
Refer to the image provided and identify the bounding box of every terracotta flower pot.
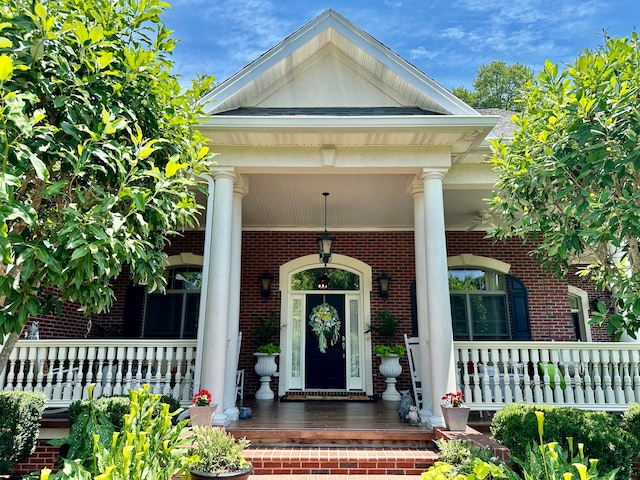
[441,406,470,431]
[189,466,254,479]
[189,404,218,426]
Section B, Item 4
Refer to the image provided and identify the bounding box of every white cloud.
[409,46,439,60]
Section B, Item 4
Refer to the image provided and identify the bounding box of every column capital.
[212,168,236,181]
[408,179,424,197]
[420,168,448,182]
[234,174,249,197]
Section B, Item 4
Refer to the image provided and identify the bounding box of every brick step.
[227,428,435,447]
[249,476,422,480]
[244,445,438,476]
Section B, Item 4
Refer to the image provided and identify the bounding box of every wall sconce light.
[378,273,391,299]
[260,272,272,299]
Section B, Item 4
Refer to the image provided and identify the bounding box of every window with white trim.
[143,266,202,338]
[449,267,510,340]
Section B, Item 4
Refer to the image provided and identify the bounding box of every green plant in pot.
[254,312,281,352]
[253,312,281,400]
[366,309,406,356]
[187,426,253,479]
[366,309,406,401]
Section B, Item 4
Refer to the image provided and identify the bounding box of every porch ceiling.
[238,173,492,231]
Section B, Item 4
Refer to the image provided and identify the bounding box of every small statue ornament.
[406,405,421,425]
[398,389,413,422]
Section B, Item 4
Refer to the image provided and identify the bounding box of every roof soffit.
[200,10,479,116]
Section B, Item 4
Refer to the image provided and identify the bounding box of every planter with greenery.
[187,426,253,480]
[253,313,281,400]
[366,309,405,400]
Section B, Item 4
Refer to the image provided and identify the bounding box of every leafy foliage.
[434,439,501,478]
[254,312,280,348]
[0,0,215,337]
[512,411,618,480]
[491,404,638,479]
[452,61,534,111]
[488,31,640,339]
[187,426,251,474]
[0,390,46,472]
[366,309,402,347]
[44,385,192,480]
[421,458,518,480]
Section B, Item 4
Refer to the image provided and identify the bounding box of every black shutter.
[122,284,146,338]
[508,275,531,340]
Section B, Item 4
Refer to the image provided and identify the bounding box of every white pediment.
[200,9,478,116]
[247,48,407,108]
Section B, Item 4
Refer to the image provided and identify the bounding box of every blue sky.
[161,1,638,91]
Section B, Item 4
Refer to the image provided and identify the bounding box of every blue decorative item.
[239,406,253,419]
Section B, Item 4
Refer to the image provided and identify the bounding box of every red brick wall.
[9,439,60,474]
[30,229,610,397]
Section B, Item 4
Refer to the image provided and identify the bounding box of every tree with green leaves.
[0,0,215,370]
[453,61,534,111]
[489,32,640,339]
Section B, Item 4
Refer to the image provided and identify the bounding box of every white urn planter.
[254,352,279,400]
[378,354,402,401]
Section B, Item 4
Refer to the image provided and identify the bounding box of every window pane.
[183,293,200,338]
[448,268,505,291]
[291,268,359,290]
[470,294,509,339]
[144,293,183,337]
[450,294,470,340]
[349,299,360,377]
[292,298,302,377]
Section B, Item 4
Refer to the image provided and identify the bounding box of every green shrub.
[68,395,130,431]
[0,391,47,473]
[43,385,192,480]
[512,411,618,480]
[435,439,500,477]
[492,404,636,479]
[422,458,519,480]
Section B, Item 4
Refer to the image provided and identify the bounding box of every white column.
[422,169,457,428]
[223,179,247,420]
[201,169,235,426]
[410,182,433,421]
[193,175,215,395]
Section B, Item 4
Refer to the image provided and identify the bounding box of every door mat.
[280,391,376,402]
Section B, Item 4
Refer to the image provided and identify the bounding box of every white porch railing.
[0,339,197,407]
[455,341,640,411]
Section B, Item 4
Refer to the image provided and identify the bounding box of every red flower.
[193,389,212,406]
[441,391,464,407]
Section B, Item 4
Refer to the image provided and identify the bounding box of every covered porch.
[3,338,639,413]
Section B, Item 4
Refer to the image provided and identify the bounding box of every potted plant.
[187,425,253,479]
[189,389,217,426]
[366,309,406,400]
[253,313,281,400]
[440,391,469,431]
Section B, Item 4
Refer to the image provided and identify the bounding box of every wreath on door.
[309,303,341,353]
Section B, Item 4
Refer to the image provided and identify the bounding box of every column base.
[419,408,433,425]
[224,406,240,421]
[426,414,445,429]
[213,411,231,427]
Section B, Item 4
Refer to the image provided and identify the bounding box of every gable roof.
[199,9,480,117]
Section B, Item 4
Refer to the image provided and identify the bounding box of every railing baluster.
[521,349,533,403]
[173,346,185,400]
[571,348,585,404]
[631,350,640,403]
[470,349,482,404]
[612,350,625,404]
[73,346,86,401]
[162,347,174,396]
